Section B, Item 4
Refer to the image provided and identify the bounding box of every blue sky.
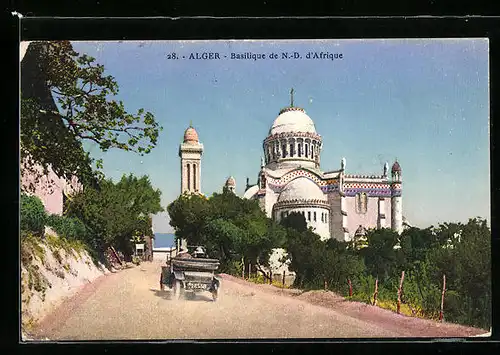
[71,39,490,232]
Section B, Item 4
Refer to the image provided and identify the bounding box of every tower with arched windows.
[179,123,204,194]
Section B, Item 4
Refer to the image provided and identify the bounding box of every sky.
[69,39,490,232]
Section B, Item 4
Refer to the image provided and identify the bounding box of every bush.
[20,193,47,236]
[46,214,89,241]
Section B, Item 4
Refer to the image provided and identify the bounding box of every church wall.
[345,196,379,237]
[327,193,344,241]
[264,186,279,218]
[384,197,392,228]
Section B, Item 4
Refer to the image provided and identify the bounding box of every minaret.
[179,122,204,194]
[390,160,403,234]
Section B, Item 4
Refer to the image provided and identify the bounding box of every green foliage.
[65,173,162,259]
[167,188,490,329]
[20,193,47,237]
[359,228,401,282]
[46,214,89,241]
[355,218,491,329]
[167,189,285,274]
[21,41,162,187]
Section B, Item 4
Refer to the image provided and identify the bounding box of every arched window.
[355,193,368,214]
[305,144,309,158]
[186,164,191,191]
[311,144,315,159]
[289,142,294,157]
[282,143,287,158]
[193,164,197,191]
[314,211,317,222]
[308,211,311,221]
[298,143,302,157]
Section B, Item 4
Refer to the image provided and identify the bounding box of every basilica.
[179,91,403,244]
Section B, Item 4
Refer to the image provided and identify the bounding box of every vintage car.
[160,251,221,301]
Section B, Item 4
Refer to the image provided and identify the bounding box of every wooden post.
[282,270,286,288]
[348,279,353,297]
[270,270,273,285]
[324,278,328,291]
[397,271,405,314]
[242,257,245,279]
[248,263,252,279]
[439,274,446,322]
[373,278,378,306]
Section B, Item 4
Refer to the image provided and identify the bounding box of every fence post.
[282,270,286,288]
[242,257,245,279]
[324,278,328,291]
[248,263,251,280]
[439,274,446,322]
[397,271,405,314]
[270,270,273,285]
[373,278,379,306]
[348,278,353,297]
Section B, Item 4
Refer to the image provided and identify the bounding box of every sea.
[153,233,176,248]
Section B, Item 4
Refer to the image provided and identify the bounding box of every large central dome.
[269,107,317,135]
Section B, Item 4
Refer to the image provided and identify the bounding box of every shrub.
[20,193,47,236]
[46,214,89,241]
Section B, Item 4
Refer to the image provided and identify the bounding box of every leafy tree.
[167,189,283,272]
[66,174,163,258]
[21,41,162,189]
[167,192,210,246]
[20,193,47,237]
[360,228,401,282]
[280,211,308,233]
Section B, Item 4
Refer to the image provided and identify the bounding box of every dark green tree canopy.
[21,41,162,190]
[66,174,163,257]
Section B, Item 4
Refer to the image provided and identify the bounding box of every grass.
[246,274,291,289]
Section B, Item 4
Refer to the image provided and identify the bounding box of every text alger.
[189,53,221,60]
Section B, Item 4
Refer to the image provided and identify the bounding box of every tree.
[360,228,401,282]
[66,174,163,258]
[280,211,308,233]
[21,41,162,189]
[167,192,210,246]
[167,190,283,272]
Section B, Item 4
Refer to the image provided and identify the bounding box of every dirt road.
[31,261,486,340]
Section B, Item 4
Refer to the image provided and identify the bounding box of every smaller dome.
[184,126,199,143]
[278,177,326,203]
[391,161,401,173]
[225,176,236,187]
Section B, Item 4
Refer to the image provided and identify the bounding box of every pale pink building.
[20,42,82,215]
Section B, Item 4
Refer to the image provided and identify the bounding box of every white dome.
[269,108,316,135]
[278,177,326,202]
[243,185,259,200]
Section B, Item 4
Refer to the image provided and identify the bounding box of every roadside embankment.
[21,233,117,338]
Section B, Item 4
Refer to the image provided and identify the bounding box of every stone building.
[242,92,403,241]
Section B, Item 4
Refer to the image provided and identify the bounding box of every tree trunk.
[439,274,446,322]
[397,271,405,314]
